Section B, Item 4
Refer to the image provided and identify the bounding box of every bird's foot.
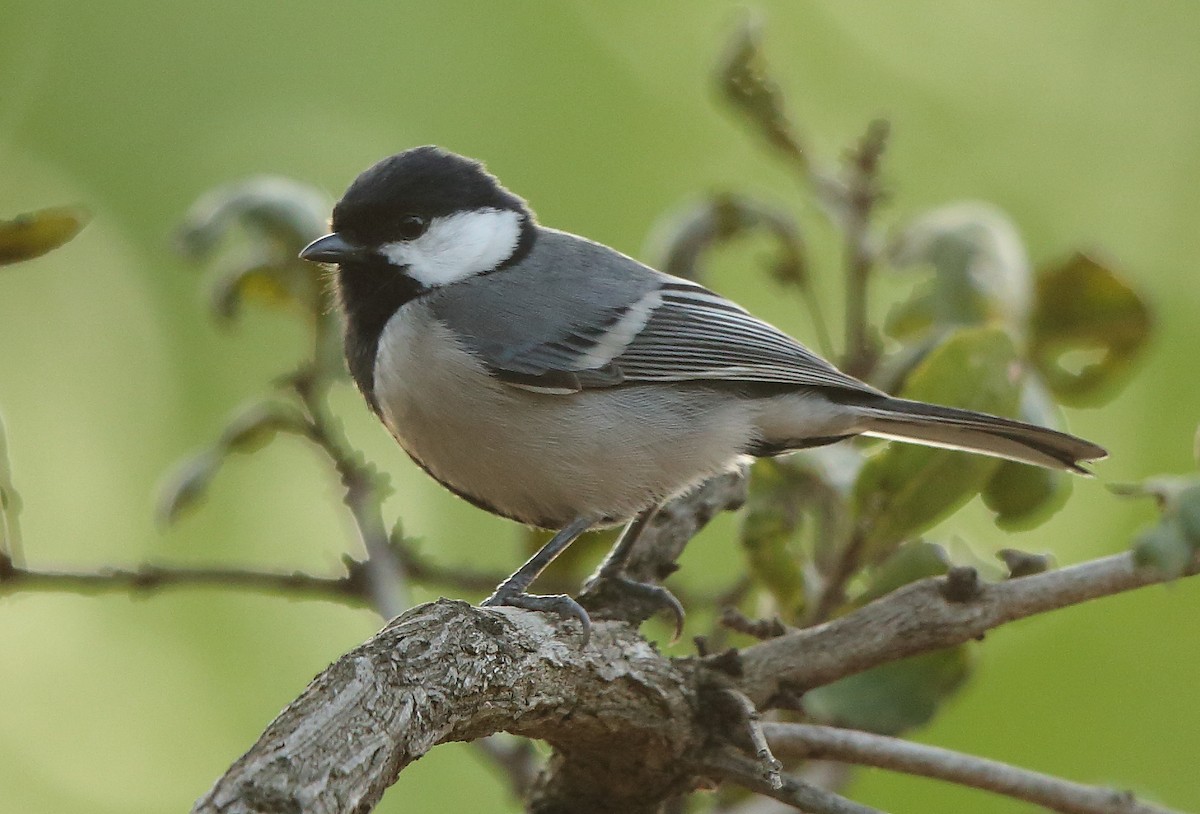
[581,574,686,642]
[481,588,591,645]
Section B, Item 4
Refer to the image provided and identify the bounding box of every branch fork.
[192,544,1198,814]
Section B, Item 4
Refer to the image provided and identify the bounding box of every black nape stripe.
[496,214,537,270]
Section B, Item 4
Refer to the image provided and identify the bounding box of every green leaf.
[175,177,329,260]
[177,178,331,325]
[887,203,1032,338]
[218,400,307,454]
[803,647,972,735]
[210,260,322,322]
[1176,484,1200,543]
[740,458,812,617]
[884,294,939,340]
[1109,475,1195,507]
[867,334,943,398]
[1030,252,1151,407]
[1118,476,1200,577]
[854,327,1022,561]
[981,379,1073,530]
[852,540,949,608]
[983,462,1073,532]
[1133,519,1194,579]
[0,206,90,265]
[654,194,808,287]
[156,450,221,526]
[801,445,864,577]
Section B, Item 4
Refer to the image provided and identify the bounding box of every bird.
[299,145,1106,639]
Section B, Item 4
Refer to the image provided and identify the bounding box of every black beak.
[299,233,366,263]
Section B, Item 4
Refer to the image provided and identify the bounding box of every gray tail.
[852,396,1107,474]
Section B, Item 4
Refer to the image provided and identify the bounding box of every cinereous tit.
[300,146,1106,637]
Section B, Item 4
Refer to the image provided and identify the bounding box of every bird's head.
[300,146,533,289]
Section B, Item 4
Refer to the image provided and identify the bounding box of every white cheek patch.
[380,208,523,288]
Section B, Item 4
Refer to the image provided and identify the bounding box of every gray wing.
[429,227,879,396]
[604,280,877,392]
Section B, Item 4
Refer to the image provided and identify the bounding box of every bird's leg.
[482,515,595,641]
[583,505,686,640]
[592,504,659,579]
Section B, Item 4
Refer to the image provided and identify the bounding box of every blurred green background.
[2,2,1198,812]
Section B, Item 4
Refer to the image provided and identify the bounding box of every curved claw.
[646,584,686,642]
[482,589,592,645]
[591,576,686,642]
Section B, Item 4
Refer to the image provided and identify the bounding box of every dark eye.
[396,214,429,241]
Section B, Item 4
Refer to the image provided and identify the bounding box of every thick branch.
[192,600,701,814]
[192,547,1198,814]
[764,723,1182,814]
[739,550,1200,706]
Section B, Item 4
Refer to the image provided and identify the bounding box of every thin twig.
[0,538,501,607]
[702,749,884,814]
[765,723,1182,814]
[839,119,889,379]
[716,764,861,814]
[0,553,368,605]
[390,540,506,594]
[720,607,787,640]
[471,735,538,800]
[718,688,783,790]
[0,413,24,565]
[290,370,407,617]
[808,528,865,625]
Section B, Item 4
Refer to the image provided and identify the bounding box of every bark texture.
[193,547,1196,814]
[194,601,702,814]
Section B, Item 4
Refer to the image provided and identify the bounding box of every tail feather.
[852,397,1107,474]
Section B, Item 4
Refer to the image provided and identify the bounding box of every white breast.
[372,301,761,529]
